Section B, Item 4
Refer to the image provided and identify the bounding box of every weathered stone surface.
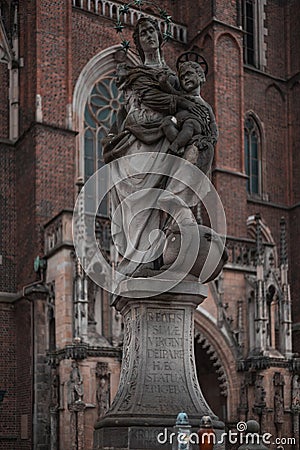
[94,281,225,449]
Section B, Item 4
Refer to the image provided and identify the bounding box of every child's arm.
[157,72,179,95]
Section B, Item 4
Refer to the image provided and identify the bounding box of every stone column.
[94,279,225,449]
[50,407,59,450]
[69,402,86,450]
[292,411,300,450]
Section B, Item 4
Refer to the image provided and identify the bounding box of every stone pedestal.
[94,279,225,449]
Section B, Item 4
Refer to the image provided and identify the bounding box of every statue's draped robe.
[104,65,208,276]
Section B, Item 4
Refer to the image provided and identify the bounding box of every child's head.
[178,61,206,92]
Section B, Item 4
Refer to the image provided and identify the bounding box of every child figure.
[160,61,218,157]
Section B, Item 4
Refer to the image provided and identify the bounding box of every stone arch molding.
[194,329,229,397]
[72,46,139,178]
[265,83,285,103]
[72,46,140,129]
[194,310,239,418]
[246,214,275,244]
[215,31,242,55]
[245,110,265,140]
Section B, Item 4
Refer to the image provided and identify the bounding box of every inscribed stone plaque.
[141,308,190,413]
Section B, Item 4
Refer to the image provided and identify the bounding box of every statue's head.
[178,61,206,89]
[133,17,163,63]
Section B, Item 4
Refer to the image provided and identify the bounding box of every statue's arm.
[141,86,201,116]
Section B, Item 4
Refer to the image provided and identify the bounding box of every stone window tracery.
[83,71,124,216]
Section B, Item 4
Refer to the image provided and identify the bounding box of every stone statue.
[96,362,110,420]
[292,375,300,410]
[67,361,84,406]
[50,367,59,409]
[254,374,266,407]
[103,17,225,281]
[160,60,217,164]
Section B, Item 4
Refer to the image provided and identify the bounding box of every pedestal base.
[94,279,225,449]
[94,425,226,450]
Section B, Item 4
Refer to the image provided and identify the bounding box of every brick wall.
[15,299,32,450]
[215,31,243,172]
[15,124,75,289]
[213,171,248,237]
[288,0,300,76]
[265,1,287,79]
[0,304,16,449]
[215,0,238,27]
[0,143,16,293]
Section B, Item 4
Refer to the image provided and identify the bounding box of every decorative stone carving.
[69,401,86,450]
[50,366,59,409]
[96,362,110,420]
[273,372,285,428]
[73,257,88,341]
[292,374,300,411]
[254,374,266,408]
[273,375,284,438]
[238,379,249,413]
[67,361,84,407]
[50,365,59,450]
[87,278,97,324]
[195,330,228,397]
[101,291,219,423]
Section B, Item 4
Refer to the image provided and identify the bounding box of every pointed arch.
[265,83,285,102]
[246,214,278,268]
[72,46,139,181]
[246,214,275,244]
[216,31,242,52]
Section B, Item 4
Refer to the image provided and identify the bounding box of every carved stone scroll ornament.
[95,362,110,420]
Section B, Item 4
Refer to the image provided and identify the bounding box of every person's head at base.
[178,61,206,93]
[133,17,163,62]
